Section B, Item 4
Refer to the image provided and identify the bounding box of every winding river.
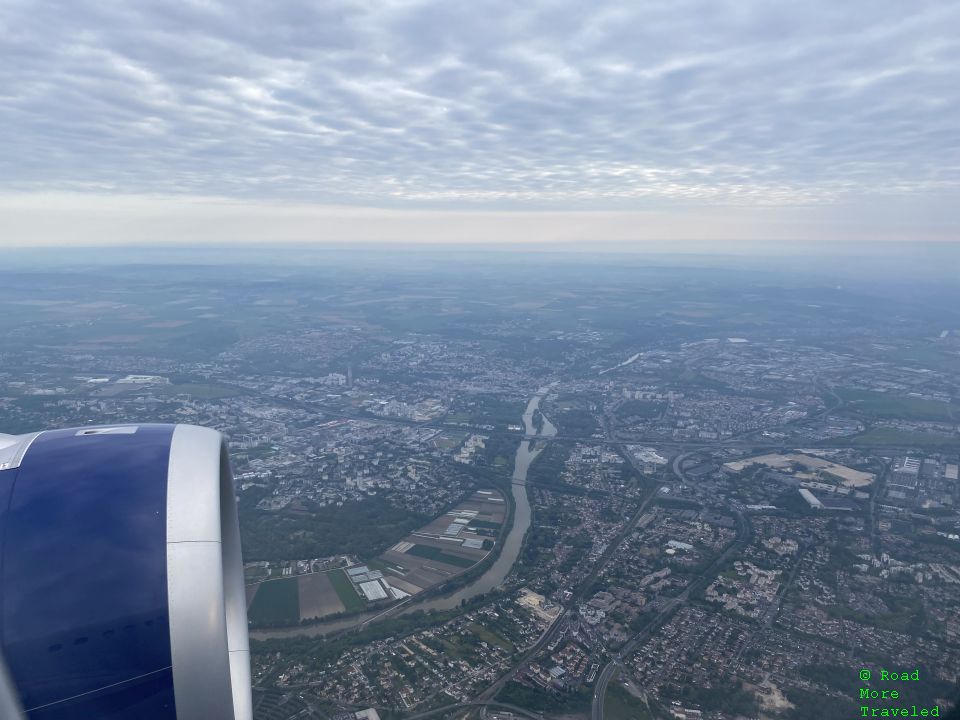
[250,387,556,640]
[396,387,557,614]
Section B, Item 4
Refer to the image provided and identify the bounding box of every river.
[250,386,556,640]
[395,386,557,614]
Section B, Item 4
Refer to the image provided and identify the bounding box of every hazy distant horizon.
[1,193,958,248]
[4,238,960,288]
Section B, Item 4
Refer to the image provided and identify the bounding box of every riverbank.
[250,386,557,640]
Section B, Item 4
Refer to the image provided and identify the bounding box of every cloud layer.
[0,0,958,249]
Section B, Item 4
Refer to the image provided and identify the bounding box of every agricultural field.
[469,519,502,531]
[328,568,367,613]
[297,571,348,621]
[244,489,505,627]
[247,577,300,626]
[376,489,506,597]
[406,544,475,568]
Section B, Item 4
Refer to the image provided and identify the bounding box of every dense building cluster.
[3,261,959,720]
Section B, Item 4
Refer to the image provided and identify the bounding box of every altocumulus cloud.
[0,0,958,244]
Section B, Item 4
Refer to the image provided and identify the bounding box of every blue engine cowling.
[0,425,252,720]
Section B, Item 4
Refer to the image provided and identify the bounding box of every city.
[2,0,959,716]
[1,251,958,719]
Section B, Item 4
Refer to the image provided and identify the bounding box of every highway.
[473,478,666,705]
[259,374,955,717]
[590,509,752,720]
[475,411,705,711]
[477,399,763,718]
[403,700,545,720]
[589,436,755,720]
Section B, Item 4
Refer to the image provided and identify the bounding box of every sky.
[1,0,958,247]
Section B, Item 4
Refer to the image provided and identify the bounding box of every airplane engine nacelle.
[0,425,252,720]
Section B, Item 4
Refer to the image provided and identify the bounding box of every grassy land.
[434,432,468,450]
[554,407,601,435]
[497,682,592,714]
[470,519,502,530]
[616,400,666,420]
[463,396,527,428]
[244,565,270,582]
[605,672,653,720]
[848,428,958,449]
[242,443,277,461]
[825,597,925,634]
[328,569,367,612]
[407,543,476,568]
[467,622,513,652]
[838,389,956,421]
[152,383,241,399]
[247,577,300,625]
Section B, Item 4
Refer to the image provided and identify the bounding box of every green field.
[460,396,526,428]
[849,428,958,449]
[328,569,367,612]
[824,598,924,634]
[616,400,666,420]
[604,674,653,720]
[497,681,592,714]
[407,543,476,568]
[838,389,956,421]
[152,383,241,399]
[247,577,300,625]
[469,519,502,530]
[434,432,468,450]
[243,565,269,582]
[467,622,513,652]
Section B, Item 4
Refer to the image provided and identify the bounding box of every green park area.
[616,399,666,420]
[850,428,958,449]
[605,674,653,720]
[467,622,513,652]
[838,389,956,421]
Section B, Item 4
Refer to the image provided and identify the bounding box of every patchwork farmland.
[246,489,506,626]
[375,488,505,598]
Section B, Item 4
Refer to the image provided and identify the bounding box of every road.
[474,478,665,704]
[256,372,947,717]
[869,458,892,558]
[403,700,545,720]
[479,422,749,716]
[475,395,758,719]
[468,409,668,705]
[477,381,876,712]
[590,509,751,720]
[591,439,752,720]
